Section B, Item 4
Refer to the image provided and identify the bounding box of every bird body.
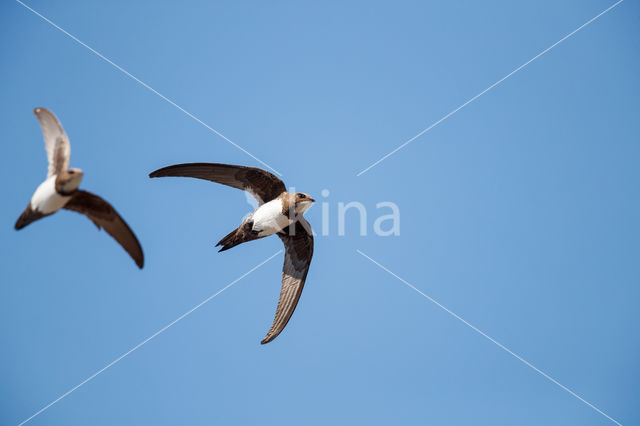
[150,162,315,343]
[216,192,314,252]
[30,175,71,214]
[15,108,144,269]
[251,193,313,236]
[251,197,292,236]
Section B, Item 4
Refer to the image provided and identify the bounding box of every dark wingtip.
[260,335,276,345]
[261,328,285,344]
[149,166,169,178]
[149,164,178,179]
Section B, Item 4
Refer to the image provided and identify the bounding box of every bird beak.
[309,198,315,202]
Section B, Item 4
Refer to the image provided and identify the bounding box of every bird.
[14,107,144,269]
[149,163,314,344]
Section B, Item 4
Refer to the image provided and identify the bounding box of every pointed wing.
[63,190,144,268]
[33,108,71,178]
[262,218,314,344]
[149,163,286,205]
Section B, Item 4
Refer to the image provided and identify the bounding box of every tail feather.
[216,221,261,252]
[216,228,243,252]
[15,205,47,230]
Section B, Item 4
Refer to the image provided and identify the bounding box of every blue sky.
[1,1,638,425]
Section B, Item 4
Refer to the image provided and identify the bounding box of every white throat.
[296,200,313,214]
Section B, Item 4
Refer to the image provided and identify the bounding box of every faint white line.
[356,0,624,176]
[15,0,283,177]
[356,249,622,426]
[18,250,282,426]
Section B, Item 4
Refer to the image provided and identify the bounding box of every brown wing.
[63,190,144,268]
[33,108,71,178]
[149,163,286,205]
[262,218,314,344]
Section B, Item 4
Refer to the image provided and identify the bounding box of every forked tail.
[216,228,244,252]
[14,205,47,230]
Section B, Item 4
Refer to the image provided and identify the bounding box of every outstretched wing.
[63,190,144,269]
[33,108,71,178]
[262,218,314,344]
[149,163,286,205]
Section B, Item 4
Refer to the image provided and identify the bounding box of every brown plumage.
[262,219,314,344]
[63,190,144,269]
[216,220,261,252]
[34,107,70,178]
[149,162,315,344]
[149,163,286,204]
[15,205,50,230]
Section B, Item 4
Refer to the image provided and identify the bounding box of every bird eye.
[297,193,305,199]
[69,170,74,174]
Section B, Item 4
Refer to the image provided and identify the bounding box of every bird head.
[293,192,315,214]
[55,168,84,194]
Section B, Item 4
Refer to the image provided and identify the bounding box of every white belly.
[30,176,71,214]
[251,199,292,236]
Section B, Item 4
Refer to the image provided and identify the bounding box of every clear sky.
[1,1,638,425]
